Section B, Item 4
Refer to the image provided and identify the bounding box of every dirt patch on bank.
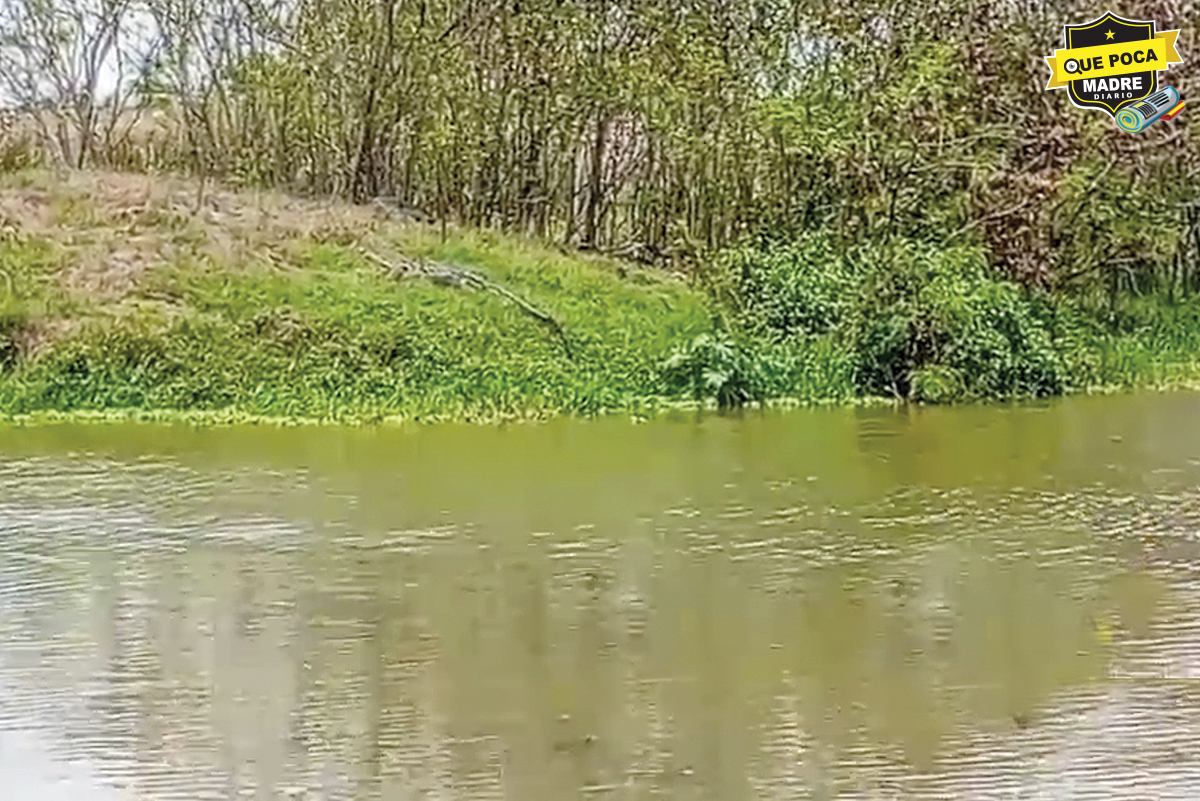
[11,318,77,360]
[0,188,54,231]
[59,242,161,299]
[79,170,385,243]
[0,169,401,303]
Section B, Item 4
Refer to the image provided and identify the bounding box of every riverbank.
[0,170,721,424]
[2,170,1200,426]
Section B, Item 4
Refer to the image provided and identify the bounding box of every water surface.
[2,393,1200,799]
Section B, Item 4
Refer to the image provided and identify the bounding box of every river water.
[2,393,1200,800]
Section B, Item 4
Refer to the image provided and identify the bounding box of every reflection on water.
[1,393,1200,799]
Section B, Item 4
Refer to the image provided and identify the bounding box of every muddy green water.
[2,394,1200,800]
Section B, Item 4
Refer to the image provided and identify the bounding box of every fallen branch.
[360,246,574,360]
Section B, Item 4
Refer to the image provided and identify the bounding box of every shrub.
[660,333,766,409]
[724,231,1067,401]
[721,232,856,343]
[910,365,965,403]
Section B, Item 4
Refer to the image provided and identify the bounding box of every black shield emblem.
[1066,12,1156,115]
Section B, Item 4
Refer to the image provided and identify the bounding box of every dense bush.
[658,330,858,408]
[718,232,1067,402]
[3,0,1199,421]
[720,233,854,342]
[660,334,766,409]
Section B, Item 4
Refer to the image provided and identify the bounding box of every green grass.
[1045,295,1200,392]
[2,172,1200,426]
[0,218,731,422]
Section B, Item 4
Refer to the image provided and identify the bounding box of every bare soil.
[0,169,401,302]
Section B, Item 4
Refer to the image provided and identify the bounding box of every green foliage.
[725,232,1066,402]
[660,334,764,409]
[0,135,42,174]
[3,0,1200,294]
[4,0,1200,303]
[658,330,858,409]
[721,232,854,342]
[1054,159,1186,294]
[909,365,965,404]
[4,0,1200,423]
[1036,293,1200,391]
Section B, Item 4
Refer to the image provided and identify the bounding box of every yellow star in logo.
[1105,30,1114,40]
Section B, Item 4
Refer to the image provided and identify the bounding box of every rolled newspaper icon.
[1116,86,1182,133]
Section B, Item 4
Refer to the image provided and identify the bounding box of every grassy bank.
[1,170,1199,426]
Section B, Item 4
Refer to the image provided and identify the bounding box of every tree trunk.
[583,113,606,248]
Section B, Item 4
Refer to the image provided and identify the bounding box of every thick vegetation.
[0,1,1199,421]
